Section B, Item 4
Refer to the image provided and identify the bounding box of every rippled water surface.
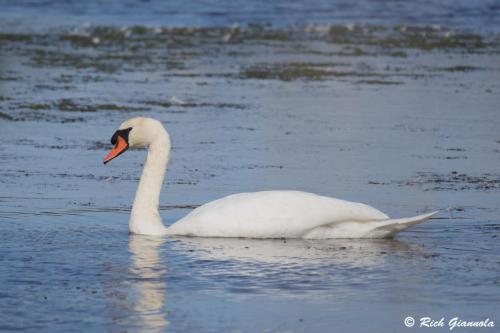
[0,1,499,332]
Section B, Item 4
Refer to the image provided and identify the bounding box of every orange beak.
[103,135,129,164]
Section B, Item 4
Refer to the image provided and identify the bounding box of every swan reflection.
[124,234,421,329]
[128,235,168,333]
[165,236,419,298]
[169,236,413,265]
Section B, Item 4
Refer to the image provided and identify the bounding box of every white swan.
[103,117,437,238]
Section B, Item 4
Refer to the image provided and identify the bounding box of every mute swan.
[103,117,437,238]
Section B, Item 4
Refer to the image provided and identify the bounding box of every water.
[1,0,500,32]
[1,1,499,332]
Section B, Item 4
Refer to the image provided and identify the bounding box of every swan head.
[103,117,169,164]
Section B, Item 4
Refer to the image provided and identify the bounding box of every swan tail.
[366,211,439,238]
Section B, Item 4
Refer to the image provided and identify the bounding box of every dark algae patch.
[370,172,500,191]
[0,33,33,42]
[143,100,245,110]
[356,79,403,85]
[17,103,52,110]
[95,104,145,112]
[438,65,480,72]
[325,25,490,51]
[241,62,382,81]
[55,100,145,112]
[241,64,333,81]
[57,99,96,112]
[0,111,14,120]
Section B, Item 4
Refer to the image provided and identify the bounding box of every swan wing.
[167,191,389,238]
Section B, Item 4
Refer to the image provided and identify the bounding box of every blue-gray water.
[1,0,500,32]
[0,1,499,332]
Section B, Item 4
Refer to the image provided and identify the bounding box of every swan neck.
[130,132,170,234]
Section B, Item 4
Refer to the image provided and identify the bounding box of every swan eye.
[111,127,132,145]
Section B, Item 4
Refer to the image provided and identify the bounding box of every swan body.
[167,191,436,238]
[104,117,437,238]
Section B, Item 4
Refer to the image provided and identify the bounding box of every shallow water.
[1,1,500,332]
